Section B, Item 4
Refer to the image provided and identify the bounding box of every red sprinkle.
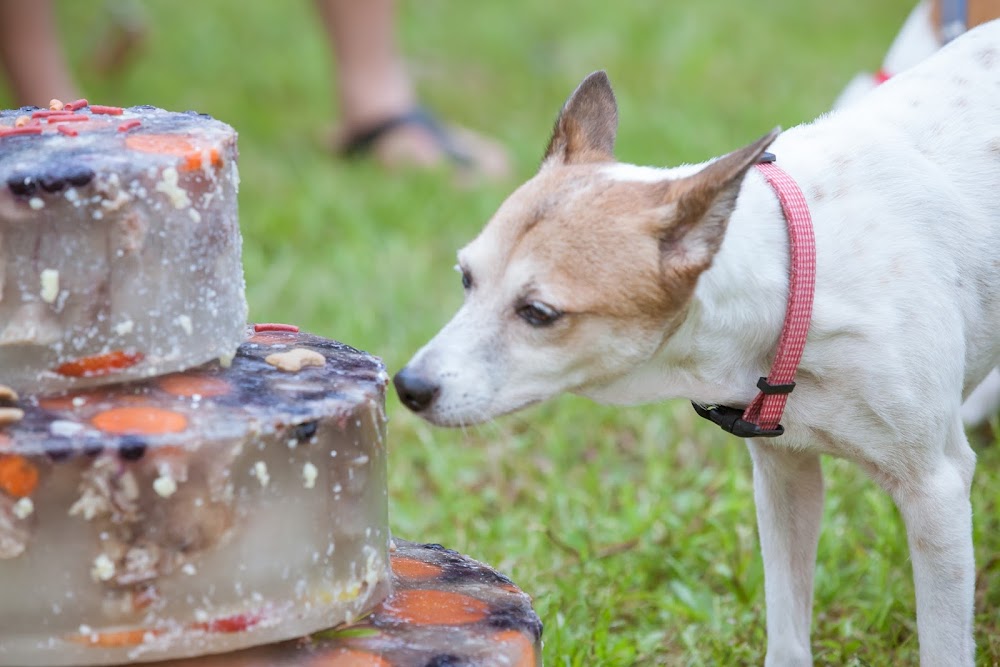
[0,126,44,137]
[118,119,142,132]
[90,105,123,116]
[45,114,89,123]
[57,125,79,137]
[191,611,264,634]
[64,98,89,111]
[31,109,65,118]
[253,323,300,333]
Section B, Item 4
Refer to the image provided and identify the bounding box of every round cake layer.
[135,539,543,667]
[0,102,247,394]
[0,327,391,666]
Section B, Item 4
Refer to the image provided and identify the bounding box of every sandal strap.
[339,107,474,167]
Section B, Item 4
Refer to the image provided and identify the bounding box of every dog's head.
[395,71,777,426]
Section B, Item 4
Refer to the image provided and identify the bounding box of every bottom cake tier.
[139,539,543,667]
[0,326,391,666]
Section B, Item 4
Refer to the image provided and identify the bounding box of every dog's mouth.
[416,396,544,428]
[392,366,545,427]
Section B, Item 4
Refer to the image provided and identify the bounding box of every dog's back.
[766,21,1000,405]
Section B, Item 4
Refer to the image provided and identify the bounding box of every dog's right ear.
[542,71,618,167]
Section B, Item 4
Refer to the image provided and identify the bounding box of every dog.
[835,0,1000,428]
[394,21,1000,666]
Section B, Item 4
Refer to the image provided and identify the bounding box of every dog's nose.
[393,367,440,413]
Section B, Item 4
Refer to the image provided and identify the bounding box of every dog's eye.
[517,301,561,327]
[461,270,472,290]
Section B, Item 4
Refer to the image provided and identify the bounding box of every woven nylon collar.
[692,152,816,438]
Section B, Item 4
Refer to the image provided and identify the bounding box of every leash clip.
[691,401,785,438]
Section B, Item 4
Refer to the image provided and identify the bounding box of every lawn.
[22,1,1000,664]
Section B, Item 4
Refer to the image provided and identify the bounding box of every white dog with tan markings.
[394,21,1000,666]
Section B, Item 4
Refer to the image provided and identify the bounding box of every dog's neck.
[589,163,795,409]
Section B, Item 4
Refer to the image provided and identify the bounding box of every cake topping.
[12,496,33,519]
[265,348,327,372]
[252,461,270,487]
[152,474,178,498]
[0,454,38,497]
[39,268,59,303]
[0,407,25,427]
[302,462,318,489]
[90,553,116,582]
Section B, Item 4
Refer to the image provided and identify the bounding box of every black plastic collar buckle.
[691,402,785,438]
[757,151,777,164]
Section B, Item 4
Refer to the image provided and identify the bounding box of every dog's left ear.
[659,128,781,272]
[542,71,618,166]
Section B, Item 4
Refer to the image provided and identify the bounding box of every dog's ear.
[542,71,618,166]
[659,128,781,272]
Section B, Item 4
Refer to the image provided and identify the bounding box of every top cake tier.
[0,102,247,394]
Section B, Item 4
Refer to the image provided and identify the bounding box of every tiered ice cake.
[0,103,392,666]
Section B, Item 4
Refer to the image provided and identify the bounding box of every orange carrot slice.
[125,133,222,171]
[491,630,537,667]
[158,373,231,398]
[0,455,39,497]
[55,350,143,378]
[376,589,489,626]
[67,628,152,648]
[91,407,187,435]
[308,649,393,667]
[390,556,443,581]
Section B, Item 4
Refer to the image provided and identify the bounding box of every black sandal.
[338,107,474,167]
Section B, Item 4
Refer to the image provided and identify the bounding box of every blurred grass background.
[10,1,998,664]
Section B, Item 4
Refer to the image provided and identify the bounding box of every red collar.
[692,153,816,438]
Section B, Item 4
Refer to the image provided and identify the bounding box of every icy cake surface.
[0,102,247,393]
[0,328,391,665]
[142,539,543,667]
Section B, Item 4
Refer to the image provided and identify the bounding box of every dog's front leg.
[748,441,824,666]
[883,427,976,666]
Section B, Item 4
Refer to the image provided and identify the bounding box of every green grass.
[21,1,1000,664]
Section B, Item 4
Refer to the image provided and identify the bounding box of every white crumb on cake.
[91,553,116,582]
[189,208,201,223]
[154,166,192,210]
[176,314,193,336]
[12,497,34,520]
[39,269,59,303]
[114,319,135,336]
[50,419,84,437]
[71,396,87,408]
[194,609,209,623]
[182,563,197,576]
[302,462,318,489]
[218,351,235,368]
[28,197,44,210]
[152,474,178,498]
[252,461,270,487]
